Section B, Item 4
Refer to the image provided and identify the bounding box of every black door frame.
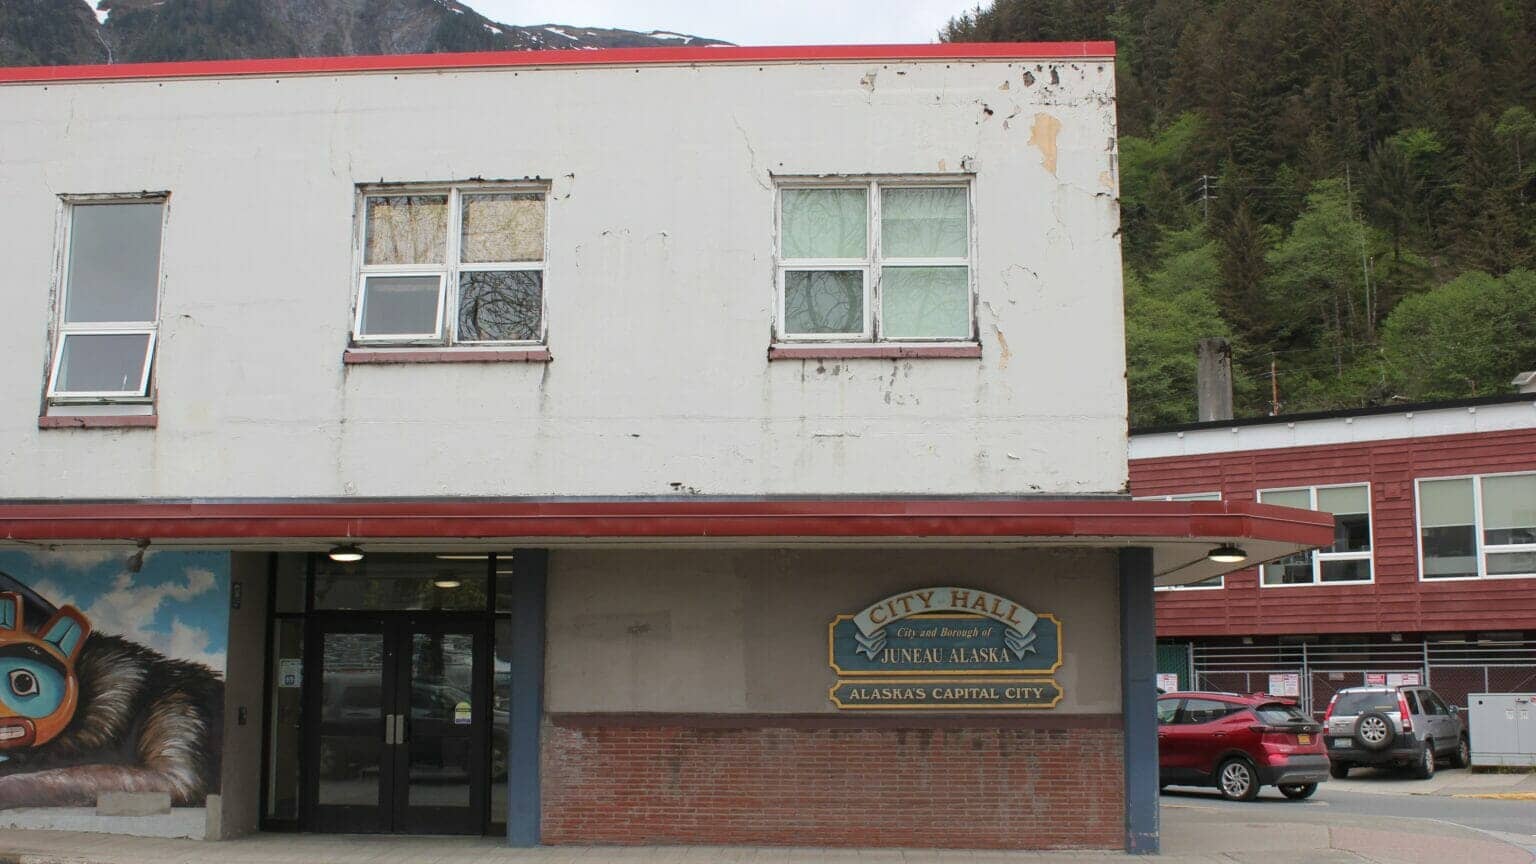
[301,612,493,835]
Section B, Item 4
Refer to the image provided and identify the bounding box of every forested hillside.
[946,0,1536,426]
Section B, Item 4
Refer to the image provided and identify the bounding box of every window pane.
[1488,551,1536,576]
[1259,489,1310,510]
[364,195,447,265]
[1482,475,1536,543]
[65,202,163,323]
[461,193,544,263]
[1330,512,1371,553]
[312,554,488,611]
[781,188,866,259]
[359,275,441,337]
[53,332,151,394]
[784,270,863,334]
[880,266,969,339]
[881,187,967,258]
[1418,478,1475,527]
[1421,525,1478,578]
[1317,485,1368,516]
[1320,558,1370,582]
[1263,552,1313,585]
[458,271,542,341]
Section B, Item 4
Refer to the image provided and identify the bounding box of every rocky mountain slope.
[0,0,728,66]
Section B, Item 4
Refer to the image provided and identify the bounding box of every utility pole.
[1201,175,1211,222]
[1269,356,1281,416]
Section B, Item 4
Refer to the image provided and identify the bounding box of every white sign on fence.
[1156,673,1180,693]
[1269,672,1300,697]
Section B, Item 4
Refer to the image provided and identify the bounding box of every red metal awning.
[0,497,1331,587]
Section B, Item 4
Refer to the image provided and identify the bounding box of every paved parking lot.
[1325,765,1536,798]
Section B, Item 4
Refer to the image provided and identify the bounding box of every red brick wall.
[1131,427,1536,637]
[541,715,1125,849]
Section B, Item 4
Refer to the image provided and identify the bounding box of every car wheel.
[1353,710,1395,751]
[1449,736,1470,769]
[1217,757,1260,802]
[1279,783,1318,800]
[1412,742,1436,780]
[1328,761,1351,779]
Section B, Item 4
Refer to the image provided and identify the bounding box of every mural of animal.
[0,581,224,810]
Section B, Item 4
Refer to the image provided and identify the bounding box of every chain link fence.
[1165,639,1536,717]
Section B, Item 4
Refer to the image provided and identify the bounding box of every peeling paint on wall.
[1029,113,1063,176]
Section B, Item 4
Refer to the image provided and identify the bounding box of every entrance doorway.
[304,615,492,834]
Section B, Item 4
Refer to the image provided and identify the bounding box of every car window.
[1157,699,1181,725]
[1254,702,1311,724]
[1422,691,1448,715]
[1332,691,1397,715]
[1179,698,1237,724]
[1404,691,1422,714]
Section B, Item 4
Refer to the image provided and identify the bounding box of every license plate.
[1332,737,1350,747]
[1298,734,1312,744]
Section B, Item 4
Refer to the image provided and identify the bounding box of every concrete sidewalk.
[0,804,1531,864]
[1328,766,1536,798]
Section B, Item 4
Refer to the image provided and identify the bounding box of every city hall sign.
[828,586,1062,710]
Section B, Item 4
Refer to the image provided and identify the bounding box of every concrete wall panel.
[544,547,1121,714]
[0,59,1126,499]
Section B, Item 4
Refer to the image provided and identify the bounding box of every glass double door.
[304,616,491,834]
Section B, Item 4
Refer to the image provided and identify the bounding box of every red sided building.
[1131,393,1536,714]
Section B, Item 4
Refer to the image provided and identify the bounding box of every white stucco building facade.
[0,43,1327,852]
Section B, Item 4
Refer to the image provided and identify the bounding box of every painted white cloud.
[23,579,78,612]
[78,568,225,673]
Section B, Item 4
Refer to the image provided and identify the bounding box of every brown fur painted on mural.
[0,633,223,808]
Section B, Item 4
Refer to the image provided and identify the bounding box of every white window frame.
[773,176,976,344]
[352,182,549,347]
[1414,471,1536,582]
[46,194,168,402]
[1257,482,1375,588]
[1136,492,1227,591]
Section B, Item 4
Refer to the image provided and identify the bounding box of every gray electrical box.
[1468,693,1536,767]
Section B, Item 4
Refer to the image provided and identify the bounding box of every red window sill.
[343,348,552,365]
[39,415,157,429]
[767,344,981,360]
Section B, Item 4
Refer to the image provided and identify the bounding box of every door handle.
[396,714,408,745]
[384,713,396,745]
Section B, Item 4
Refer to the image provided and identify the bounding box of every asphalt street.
[1163,775,1536,854]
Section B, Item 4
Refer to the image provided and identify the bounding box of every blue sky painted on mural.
[0,550,228,672]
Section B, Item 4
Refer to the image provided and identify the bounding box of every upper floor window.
[1136,492,1225,590]
[1418,472,1536,580]
[775,179,973,343]
[354,184,547,346]
[1257,484,1373,586]
[47,197,166,400]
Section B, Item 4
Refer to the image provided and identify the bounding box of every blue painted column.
[507,549,547,847]
[1119,547,1159,854]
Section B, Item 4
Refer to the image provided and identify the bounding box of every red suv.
[1158,691,1329,801]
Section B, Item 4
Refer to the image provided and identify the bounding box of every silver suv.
[1323,685,1469,779]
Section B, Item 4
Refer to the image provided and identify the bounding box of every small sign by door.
[453,701,472,725]
[278,658,302,689]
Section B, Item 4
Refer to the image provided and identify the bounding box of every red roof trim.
[0,498,1328,544]
[0,42,1116,86]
